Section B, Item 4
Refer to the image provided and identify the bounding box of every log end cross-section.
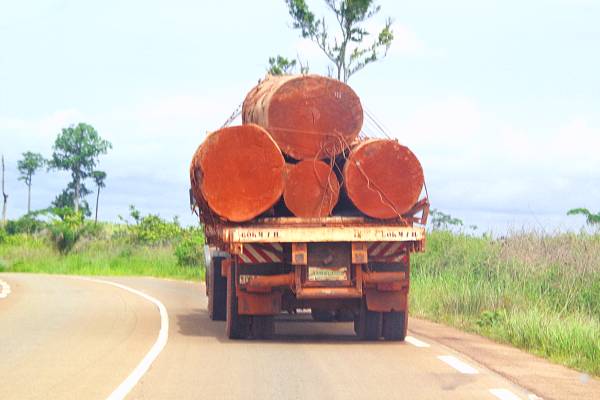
[190,124,285,222]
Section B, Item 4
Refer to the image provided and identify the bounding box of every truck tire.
[226,264,251,339]
[356,300,382,341]
[382,311,407,341]
[208,258,227,321]
[251,316,275,339]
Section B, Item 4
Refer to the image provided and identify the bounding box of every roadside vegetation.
[411,229,600,376]
[0,206,205,281]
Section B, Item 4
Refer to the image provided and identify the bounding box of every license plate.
[308,267,348,281]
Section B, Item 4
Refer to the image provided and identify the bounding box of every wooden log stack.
[190,74,425,222]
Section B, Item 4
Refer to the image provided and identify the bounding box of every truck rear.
[202,203,428,340]
[191,74,429,340]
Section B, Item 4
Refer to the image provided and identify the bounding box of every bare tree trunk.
[1,155,7,226]
[74,174,80,213]
[94,187,100,224]
[27,181,31,214]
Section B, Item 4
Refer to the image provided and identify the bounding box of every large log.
[242,74,363,160]
[190,124,285,222]
[343,139,424,219]
[283,160,340,218]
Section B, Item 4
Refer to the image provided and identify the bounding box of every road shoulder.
[409,317,600,400]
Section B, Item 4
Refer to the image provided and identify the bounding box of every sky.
[1,0,599,233]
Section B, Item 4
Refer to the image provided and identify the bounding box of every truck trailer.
[201,200,429,340]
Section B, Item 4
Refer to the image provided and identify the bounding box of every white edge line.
[437,355,479,374]
[490,388,523,400]
[405,336,430,348]
[76,277,169,400]
[0,279,11,298]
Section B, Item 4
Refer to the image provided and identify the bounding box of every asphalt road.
[0,273,596,400]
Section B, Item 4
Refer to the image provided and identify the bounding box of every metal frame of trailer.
[203,201,429,341]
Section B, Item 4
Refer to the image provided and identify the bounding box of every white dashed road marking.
[405,336,430,348]
[437,355,479,374]
[490,388,523,400]
[0,279,11,298]
[76,277,169,400]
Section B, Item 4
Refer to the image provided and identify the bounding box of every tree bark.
[74,173,80,213]
[94,187,100,224]
[27,180,31,214]
[242,74,363,160]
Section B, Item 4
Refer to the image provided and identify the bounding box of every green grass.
[0,234,204,281]
[411,231,600,376]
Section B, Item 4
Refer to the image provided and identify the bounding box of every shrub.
[117,205,182,245]
[48,208,85,254]
[174,231,204,266]
[5,214,47,235]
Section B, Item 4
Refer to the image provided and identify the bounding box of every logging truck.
[200,202,429,340]
[191,74,428,340]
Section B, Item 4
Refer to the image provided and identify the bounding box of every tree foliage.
[91,170,107,223]
[17,151,45,213]
[48,123,111,213]
[430,209,464,231]
[268,55,298,75]
[284,0,394,82]
[17,152,45,187]
[267,55,309,75]
[92,170,107,189]
[567,208,600,227]
[47,207,86,254]
[52,181,92,217]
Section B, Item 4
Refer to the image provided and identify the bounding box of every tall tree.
[1,155,7,226]
[17,151,45,213]
[91,170,106,224]
[284,0,394,82]
[48,123,111,213]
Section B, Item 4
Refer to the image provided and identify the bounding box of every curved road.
[0,273,596,400]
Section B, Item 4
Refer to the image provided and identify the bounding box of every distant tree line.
[1,122,111,226]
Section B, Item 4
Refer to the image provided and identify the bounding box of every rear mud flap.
[364,288,407,313]
[237,291,282,315]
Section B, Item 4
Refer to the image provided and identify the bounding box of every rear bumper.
[241,269,407,297]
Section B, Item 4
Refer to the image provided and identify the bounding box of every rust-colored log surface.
[242,74,363,160]
[283,160,340,218]
[343,139,424,219]
[189,124,285,222]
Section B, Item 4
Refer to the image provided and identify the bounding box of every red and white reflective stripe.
[368,242,407,263]
[237,243,283,264]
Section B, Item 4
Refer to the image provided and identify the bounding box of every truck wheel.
[311,309,336,322]
[226,264,250,339]
[356,300,382,341]
[382,311,407,341]
[251,316,275,339]
[208,258,227,321]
